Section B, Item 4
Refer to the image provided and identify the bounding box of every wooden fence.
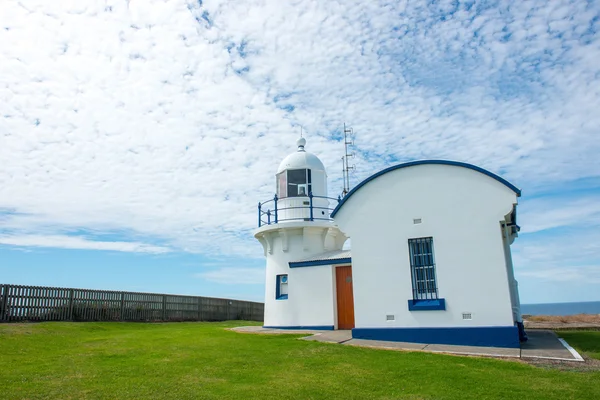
[0,284,264,323]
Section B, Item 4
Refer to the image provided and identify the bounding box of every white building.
[254,138,526,348]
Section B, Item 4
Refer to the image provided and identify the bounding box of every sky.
[1,0,599,304]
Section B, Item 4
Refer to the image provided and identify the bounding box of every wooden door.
[336,266,355,330]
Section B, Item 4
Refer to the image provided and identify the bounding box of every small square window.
[276,274,288,300]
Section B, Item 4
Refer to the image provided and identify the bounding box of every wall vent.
[413,218,422,224]
[462,313,472,320]
[386,314,395,321]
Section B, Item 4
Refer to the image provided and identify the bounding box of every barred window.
[408,237,439,300]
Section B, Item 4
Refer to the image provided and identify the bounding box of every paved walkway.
[231,327,584,361]
[521,330,584,361]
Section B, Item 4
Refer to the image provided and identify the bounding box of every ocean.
[521,301,600,316]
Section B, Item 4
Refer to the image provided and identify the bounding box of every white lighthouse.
[253,138,526,347]
[254,138,348,329]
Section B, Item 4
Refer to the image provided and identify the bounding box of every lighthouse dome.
[275,137,328,200]
[277,138,326,174]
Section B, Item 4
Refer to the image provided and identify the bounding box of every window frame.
[276,274,288,300]
[276,172,287,198]
[277,169,312,198]
[407,237,446,311]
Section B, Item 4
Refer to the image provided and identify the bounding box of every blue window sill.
[408,299,446,311]
[276,295,288,300]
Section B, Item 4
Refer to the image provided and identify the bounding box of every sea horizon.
[521,300,600,316]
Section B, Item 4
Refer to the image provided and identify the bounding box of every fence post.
[226,301,231,321]
[197,297,202,321]
[162,295,167,321]
[0,285,9,322]
[68,289,74,320]
[273,194,278,223]
[309,192,314,221]
[257,202,261,227]
[120,292,125,321]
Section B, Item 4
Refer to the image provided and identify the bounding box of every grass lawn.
[1,322,599,400]
[558,330,600,360]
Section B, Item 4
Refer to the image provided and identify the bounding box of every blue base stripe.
[263,325,334,330]
[352,326,520,348]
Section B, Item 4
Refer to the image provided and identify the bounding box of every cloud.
[0,234,171,254]
[0,0,599,270]
[195,267,265,285]
[518,195,600,234]
[520,266,600,284]
[512,225,600,287]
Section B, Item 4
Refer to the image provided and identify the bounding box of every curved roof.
[331,160,521,218]
[277,138,326,173]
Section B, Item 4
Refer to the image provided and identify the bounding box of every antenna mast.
[342,123,355,197]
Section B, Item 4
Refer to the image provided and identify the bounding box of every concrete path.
[231,327,584,361]
[346,339,521,358]
[231,326,322,334]
[522,330,584,361]
[301,329,353,343]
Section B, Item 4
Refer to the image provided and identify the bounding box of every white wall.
[255,222,345,328]
[334,164,518,329]
[277,196,330,223]
[502,224,523,323]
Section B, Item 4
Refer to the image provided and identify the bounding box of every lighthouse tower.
[254,138,347,329]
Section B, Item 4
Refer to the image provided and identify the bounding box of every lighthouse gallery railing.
[257,193,341,227]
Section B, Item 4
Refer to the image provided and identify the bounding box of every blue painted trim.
[289,257,352,268]
[408,298,446,311]
[331,160,521,218]
[275,274,288,300]
[263,325,335,330]
[352,326,520,348]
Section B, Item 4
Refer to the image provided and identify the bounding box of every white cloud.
[0,0,599,268]
[195,267,265,285]
[518,196,600,234]
[520,266,600,284]
[0,234,170,254]
[512,225,600,288]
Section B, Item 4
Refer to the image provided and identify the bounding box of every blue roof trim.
[331,160,521,218]
[289,257,352,268]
